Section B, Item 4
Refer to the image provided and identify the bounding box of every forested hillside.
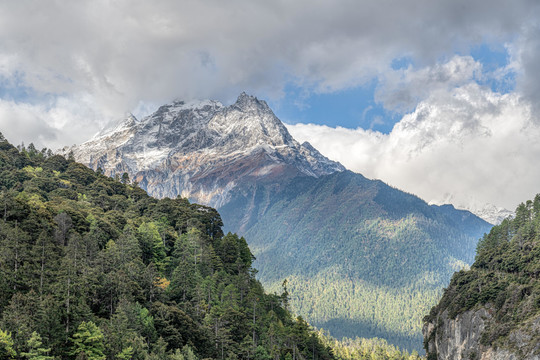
[220,171,492,351]
[424,196,540,359]
[0,133,335,359]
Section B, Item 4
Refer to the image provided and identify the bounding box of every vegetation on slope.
[424,195,540,357]
[0,133,335,360]
[221,171,491,351]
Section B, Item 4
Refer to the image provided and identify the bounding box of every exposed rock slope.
[424,307,539,360]
[68,93,344,208]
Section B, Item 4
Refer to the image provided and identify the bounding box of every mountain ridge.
[429,194,514,225]
[68,92,493,351]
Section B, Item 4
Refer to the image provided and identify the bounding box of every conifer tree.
[0,329,16,359]
[70,321,106,360]
[20,331,54,360]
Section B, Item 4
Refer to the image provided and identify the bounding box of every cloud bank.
[288,81,535,211]
[0,0,539,148]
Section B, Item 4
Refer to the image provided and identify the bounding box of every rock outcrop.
[423,197,540,360]
[424,307,540,360]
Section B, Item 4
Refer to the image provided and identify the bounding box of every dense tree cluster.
[0,135,336,360]
[279,271,439,352]
[424,196,540,357]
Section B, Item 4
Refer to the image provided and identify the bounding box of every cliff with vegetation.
[423,196,540,359]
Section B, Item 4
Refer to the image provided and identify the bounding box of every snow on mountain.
[66,92,344,207]
[430,194,513,225]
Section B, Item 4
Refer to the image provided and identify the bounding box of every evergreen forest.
[0,133,427,359]
[220,170,491,351]
[0,133,337,359]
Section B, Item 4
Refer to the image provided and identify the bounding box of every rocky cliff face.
[423,307,540,360]
[66,92,344,208]
[423,196,540,360]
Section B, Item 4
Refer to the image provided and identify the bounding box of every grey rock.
[424,308,540,360]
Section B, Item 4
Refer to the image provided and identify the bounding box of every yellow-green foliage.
[317,329,423,360]
[22,166,43,177]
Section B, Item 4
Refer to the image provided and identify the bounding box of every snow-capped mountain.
[67,92,344,208]
[430,194,513,225]
[65,92,493,349]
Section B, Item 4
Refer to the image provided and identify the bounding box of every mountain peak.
[233,92,270,112]
[69,93,344,198]
[169,98,224,111]
[236,91,254,103]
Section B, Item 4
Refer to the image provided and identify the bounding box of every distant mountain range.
[66,93,493,351]
[430,195,513,225]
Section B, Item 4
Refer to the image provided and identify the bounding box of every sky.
[1,0,540,212]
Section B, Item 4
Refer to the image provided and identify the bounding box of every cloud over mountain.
[1,0,539,211]
[287,80,535,211]
[1,0,539,148]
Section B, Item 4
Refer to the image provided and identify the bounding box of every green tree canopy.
[70,321,106,360]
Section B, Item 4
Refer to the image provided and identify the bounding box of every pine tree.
[138,222,167,272]
[121,173,130,185]
[0,329,16,359]
[20,331,54,360]
[69,321,106,360]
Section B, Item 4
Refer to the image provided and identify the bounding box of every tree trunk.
[253,300,256,348]
[40,236,45,299]
[66,275,71,336]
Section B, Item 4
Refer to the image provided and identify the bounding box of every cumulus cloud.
[288,83,536,210]
[1,0,540,209]
[375,56,482,113]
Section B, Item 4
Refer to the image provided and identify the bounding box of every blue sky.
[1,0,540,212]
[271,81,396,134]
[272,42,515,135]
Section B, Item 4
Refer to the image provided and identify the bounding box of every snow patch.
[430,194,513,225]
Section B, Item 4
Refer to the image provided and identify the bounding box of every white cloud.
[0,0,539,209]
[513,24,540,116]
[0,0,538,116]
[287,83,536,210]
[375,56,482,113]
[0,95,106,150]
